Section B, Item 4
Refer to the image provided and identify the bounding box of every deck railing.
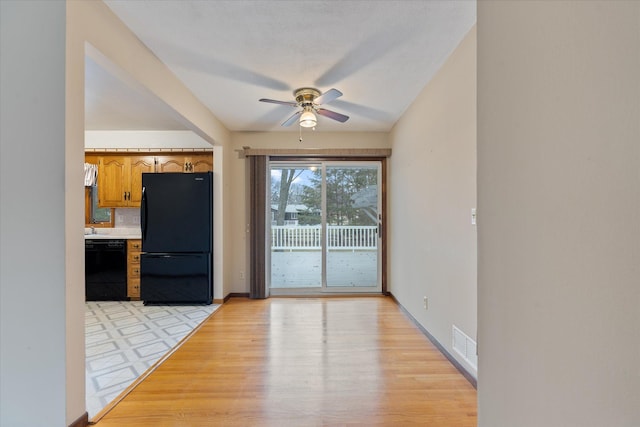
[271,225,378,250]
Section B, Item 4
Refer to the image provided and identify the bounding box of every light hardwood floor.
[94,297,477,426]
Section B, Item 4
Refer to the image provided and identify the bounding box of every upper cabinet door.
[98,156,128,207]
[156,154,213,173]
[189,154,213,173]
[98,155,154,208]
[128,156,155,206]
[155,156,186,173]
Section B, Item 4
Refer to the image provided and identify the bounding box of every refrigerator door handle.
[141,186,147,241]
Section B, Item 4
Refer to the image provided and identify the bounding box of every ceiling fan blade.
[259,98,298,107]
[281,110,302,127]
[316,108,349,123]
[314,88,342,105]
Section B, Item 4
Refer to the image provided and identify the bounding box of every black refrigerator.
[140,172,213,304]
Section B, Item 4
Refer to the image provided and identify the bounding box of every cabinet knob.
[133,255,139,261]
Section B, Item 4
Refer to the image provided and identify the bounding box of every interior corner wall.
[228,131,391,295]
[0,2,69,426]
[477,2,640,426]
[388,26,477,375]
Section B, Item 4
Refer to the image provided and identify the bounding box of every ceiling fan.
[259,87,349,128]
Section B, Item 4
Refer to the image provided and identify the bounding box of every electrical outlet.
[423,296,428,310]
[239,271,245,280]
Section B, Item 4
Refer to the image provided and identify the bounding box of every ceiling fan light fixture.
[299,108,317,128]
[259,87,348,128]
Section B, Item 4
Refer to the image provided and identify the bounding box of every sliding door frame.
[267,156,387,296]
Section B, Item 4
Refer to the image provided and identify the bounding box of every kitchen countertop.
[84,228,141,240]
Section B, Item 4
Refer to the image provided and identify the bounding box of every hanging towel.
[84,163,98,187]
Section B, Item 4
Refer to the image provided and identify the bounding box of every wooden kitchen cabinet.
[93,152,212,207]
[129,156,155,205]
[98,155,154,207]
[189,153,214,172]
[154,155,185,173]
[155,153,213,173]
[97,156,127,207]
[127,239,142,300]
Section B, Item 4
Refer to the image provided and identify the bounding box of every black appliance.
[85,239,127,301]
[140,172,213,304]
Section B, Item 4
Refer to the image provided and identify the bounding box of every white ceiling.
[85,54,190,131]
[90,1,476,132]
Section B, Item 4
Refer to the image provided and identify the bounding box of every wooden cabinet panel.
[128,251,141,264]
[129,156,155,206]
[128,278,140,299]
[128,263,141,278]
[98,156,128,207]
[155,156,186,173]
[189,153,213,172]
[156,153,213,173]
[127,239,142,300]
[129,240,142,251]
[97,155,153,207]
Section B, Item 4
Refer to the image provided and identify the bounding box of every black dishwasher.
[85,239,127,301]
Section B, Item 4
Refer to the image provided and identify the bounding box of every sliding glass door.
[269,164,322,288]
[325,164,379,288]
[269,161,381,294]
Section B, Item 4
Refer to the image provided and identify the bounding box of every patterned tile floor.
[85,301,220,419]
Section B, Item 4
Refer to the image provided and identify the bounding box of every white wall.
[388,27,477,375]
[477,2,640,426]
[228,131,390,294]
[0,2,68,426]
[66,0,88,422]
[0,1,230,424]
[85,130,213,150]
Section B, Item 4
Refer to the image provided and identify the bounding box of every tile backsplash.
[114,208,141,228]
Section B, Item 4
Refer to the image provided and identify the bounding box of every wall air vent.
[452,325,477,371]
